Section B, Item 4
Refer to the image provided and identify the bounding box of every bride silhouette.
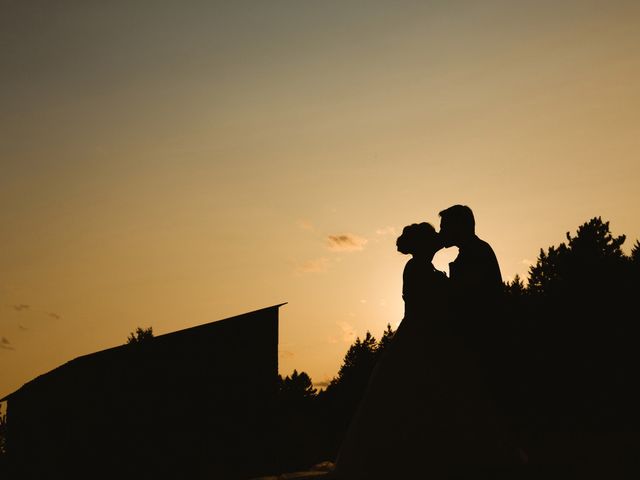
[331,222,519,479]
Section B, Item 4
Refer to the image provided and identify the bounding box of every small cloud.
[13,304,29,312]
[297,219,315,231]
[336,321,356,343]
[521,259,534,266]
[0,336,14,350]
[48,312,61,320]
[18,324,29,331]
[313,377,333,389]
[326,234,368,252]
[376,226,397,236]
[297,257,330,274]
[279,350,294,359]
[360,299,367,304]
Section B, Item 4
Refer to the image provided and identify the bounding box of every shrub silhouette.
[126,326,154,344]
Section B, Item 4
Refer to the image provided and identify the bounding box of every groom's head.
[438,205,475,247]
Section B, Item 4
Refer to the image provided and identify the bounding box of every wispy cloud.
[1,336,14,350]
[297,219,315,231]
[329,321,356,344]
[296,257,330,274]
[18,324,29,331]
[279,350,295,359]
[7,303,63,320]
[521,259,534,266]
[375,226,397,236]
[326,234,368,252]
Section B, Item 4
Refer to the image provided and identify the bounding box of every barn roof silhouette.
[1,303,287,478]
[1,302,286,402]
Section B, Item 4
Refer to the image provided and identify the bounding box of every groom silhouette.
[438,204,507,392]
[438,205,526,465]
[438,204,502,293]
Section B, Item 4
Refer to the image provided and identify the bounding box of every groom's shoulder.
[471,235,494,249]
[472,236,498,258]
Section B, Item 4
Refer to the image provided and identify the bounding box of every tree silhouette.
[334,332,378,383]
[527,243,570,295]
[272,370,322,472]
[310,326,397,462]
[126,326,154,344]
[568,217,625,258]
[528,217,626,296]
[376,323,395,357]
[0,405,7,478]
[323,331,379,410]
[504,274,526,297]
[279,370,317,401]
[0,406,6,457]
[503,216,639,443]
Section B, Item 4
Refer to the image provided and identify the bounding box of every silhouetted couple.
[332,205,523,479]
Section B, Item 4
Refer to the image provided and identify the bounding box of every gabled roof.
[0,303,286,402]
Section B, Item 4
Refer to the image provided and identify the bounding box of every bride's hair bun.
[396,222,436,255]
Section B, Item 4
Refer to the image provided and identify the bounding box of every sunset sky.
[1,0,639,398]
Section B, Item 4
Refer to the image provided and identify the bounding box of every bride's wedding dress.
[332,258,517,479]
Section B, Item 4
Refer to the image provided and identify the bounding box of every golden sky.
[1,0,639,397]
